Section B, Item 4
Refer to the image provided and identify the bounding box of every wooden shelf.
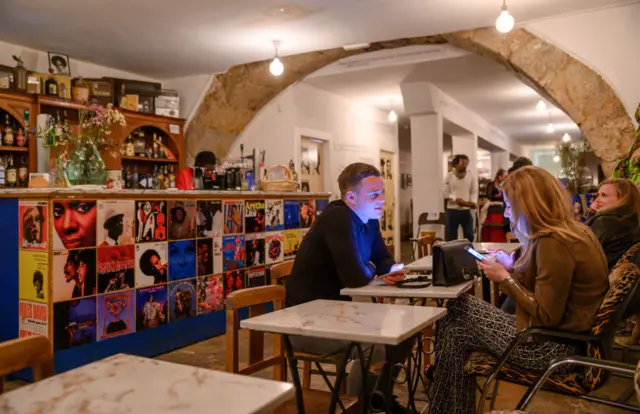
[121,156,178,164]
[0,146,28,152]
[37,95,88,111]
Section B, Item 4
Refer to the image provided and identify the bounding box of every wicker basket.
[260,165,298,192]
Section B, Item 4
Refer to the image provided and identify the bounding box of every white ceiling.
[0,0,634,78]
[304,52,581,143]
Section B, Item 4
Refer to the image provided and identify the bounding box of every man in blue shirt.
[286,163,410,413]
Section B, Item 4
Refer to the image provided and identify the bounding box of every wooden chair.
[270,260,347,393]
[225,285,358,413]
[0,336,54,394]
[416,233,436,259]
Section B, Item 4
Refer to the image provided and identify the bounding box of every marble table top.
[405,243,520,272]
[340,278,476,299]
[0,354,294,414]
[240,299,447,345]
[406,256,433,272]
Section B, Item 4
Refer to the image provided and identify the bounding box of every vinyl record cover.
[245,233,265,268]
[168,200,197,240]
[224,270,245,298]
[97,245,135,294]
[97,290,135,341]
[197,275,224,314]
[53,297,97,351]
[19,250,48,303]
[222,235,245,271]
[265,232,284,264]
[169,279,197,321]
[135,200,167,242]
[246,267,266,288]
[265,199,284,231]
[19,300,48,338]
[223,200,244,234]
[136,285,168,331]
[284,229,301,260]
[284,200,301,229]
[97,200,135,247]
[197,238,213,276]
[18,200,48,250]
[168,240,197,281]
[316,199,329,217]
[299,200,316,228]
[213,237,223,274]
[244,200,266,233]
[52,249,97,303]
[197,201,223,238]
[135,242,168,287]
[52,199,97,250]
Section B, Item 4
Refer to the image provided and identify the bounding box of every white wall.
[162,74,213,126]
[525,3,640,123]
[0,40,158,83]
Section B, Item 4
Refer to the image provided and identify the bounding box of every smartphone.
[464,246,490,262]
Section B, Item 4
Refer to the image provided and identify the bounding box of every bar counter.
[0,188,330,375]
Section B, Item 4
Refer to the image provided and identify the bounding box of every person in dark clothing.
[507,156,532,175]
[286,162,409,413]
[587,178,640,271]
[489,168,507,201]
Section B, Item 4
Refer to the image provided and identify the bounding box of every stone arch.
[185,27,634,175]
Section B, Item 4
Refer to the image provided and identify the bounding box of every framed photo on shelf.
[48,52,71,76]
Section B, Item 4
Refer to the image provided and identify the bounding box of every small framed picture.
[48,52,71,76]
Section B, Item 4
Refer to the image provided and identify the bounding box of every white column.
[491,151,511,176]
[410,114,443,236]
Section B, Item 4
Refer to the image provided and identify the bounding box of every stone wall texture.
[186,27,634,175]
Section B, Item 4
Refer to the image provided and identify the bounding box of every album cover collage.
[16,197,329,352]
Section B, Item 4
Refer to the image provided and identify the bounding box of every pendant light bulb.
[495,1,515,34]
[562,133,571,143]
[388,110,398,123]
[536,100,547,113]
[553,154,560,163]
[547,123,555,134]
[269,41,284,76]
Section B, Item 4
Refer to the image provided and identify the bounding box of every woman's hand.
[477,260,510,283]
[487,248,517,272]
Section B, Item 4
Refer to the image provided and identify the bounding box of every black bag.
[432,240,481,286]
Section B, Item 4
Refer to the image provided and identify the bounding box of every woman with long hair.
[489,168,507,201]
[429,166,609,414]
[587,178,640,270]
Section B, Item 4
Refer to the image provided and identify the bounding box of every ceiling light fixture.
[547,123,555,134]
[495,0,515,34]
[388,110,398,123]
[477,161,484,169]
[562,133,571,143]
[536,100,547,113]
[269,40,284,76]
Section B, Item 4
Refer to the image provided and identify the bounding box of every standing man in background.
[444,154,477,242]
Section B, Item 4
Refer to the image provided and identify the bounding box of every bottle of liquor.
[162,165,170,189]
[125,135,135,157]
[156,165,165,190]
[45,69,58,96]
[18,156,28,187]
[3,115,14,146]
[18,110,29,148]
[6,156,17,188]
[0,156,5,188]
[131,165,139,189]
[0,116,4,147]
[168,164,176,189]
[121,166,128,189]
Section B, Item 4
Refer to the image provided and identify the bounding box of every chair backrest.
[0,336,54,394]
[417,234,435,259]
[270,260,295,287]
[225,285,286,381]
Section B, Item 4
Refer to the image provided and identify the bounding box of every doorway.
[300,136,325,192]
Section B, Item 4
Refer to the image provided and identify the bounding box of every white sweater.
[444,171,477,210]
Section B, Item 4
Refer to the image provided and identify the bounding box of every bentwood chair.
[0,336,54,394]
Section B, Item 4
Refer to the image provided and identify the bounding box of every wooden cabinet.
[0,92,184,177]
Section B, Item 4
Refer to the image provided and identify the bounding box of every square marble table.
[340,278,476,300]
[241,299,447,346]
[0,354,294,414]
[405,243,520,272]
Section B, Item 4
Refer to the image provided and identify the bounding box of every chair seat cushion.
[463,351,588,396]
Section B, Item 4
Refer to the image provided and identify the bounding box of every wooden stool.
[0,336,55,394]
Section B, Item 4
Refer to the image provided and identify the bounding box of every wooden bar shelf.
[0,146,29,152]
[121,156,178,164]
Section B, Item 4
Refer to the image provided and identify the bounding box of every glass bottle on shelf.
[131,165,139,189]
[156,165,165,189]
[0,156,5,188]
[21,110,29,148]
[15,127,25,147]
[3,114,14,146]
[168,164,176,188]
[151,165,159,189]
[152,133,159,158]
[121,166,128,189]
[45,69,58,97]
[6,156,17,188]
[133,131,146,157]
[162,165,170,189]
[0,116,4,146]
[18,156,28,187]
[125,135,135,157]
[60,82,68,99]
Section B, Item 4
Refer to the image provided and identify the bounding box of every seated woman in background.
[429,166,609,414]
[587,178,640,271]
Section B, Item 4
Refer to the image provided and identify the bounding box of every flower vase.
[65,142,107,186]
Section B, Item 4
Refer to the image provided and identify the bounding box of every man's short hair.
[338,163,381,198]
[451,154,469,167]
[195,151,216,167]
[508,156,533,174]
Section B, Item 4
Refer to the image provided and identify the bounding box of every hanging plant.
[613,103,640,183]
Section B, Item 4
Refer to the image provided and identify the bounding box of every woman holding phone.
[429,166,609,414]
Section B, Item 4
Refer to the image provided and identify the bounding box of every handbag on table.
[432,240,481,286]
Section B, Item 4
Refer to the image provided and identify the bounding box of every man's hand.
[455,198,466,206]
[374,269,406,285]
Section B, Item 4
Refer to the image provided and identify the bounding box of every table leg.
[355,343,374,414]
[329,343,356,414]
[283,335,305,414]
